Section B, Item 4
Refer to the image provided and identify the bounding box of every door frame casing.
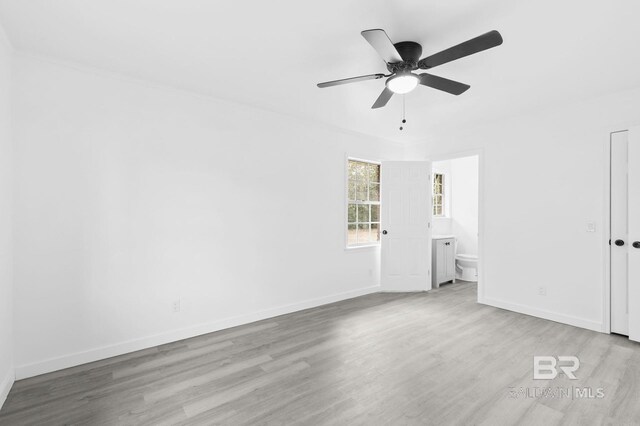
[429,149,485,303]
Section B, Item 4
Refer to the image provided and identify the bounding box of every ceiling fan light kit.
[317,28,503,114]
[386,73,419,94]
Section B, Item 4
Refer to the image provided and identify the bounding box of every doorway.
[431,154,481,296]
[378,153,484,298]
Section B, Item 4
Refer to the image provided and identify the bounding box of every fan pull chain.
[400,95,407,131]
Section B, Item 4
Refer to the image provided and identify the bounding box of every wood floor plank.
[143,354,273,403]
[113,340,234,379]
[182,361,310,418]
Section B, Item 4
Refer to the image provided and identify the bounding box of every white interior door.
[610,131,629,335]
[628,127,640,342]
[381,161,432,291]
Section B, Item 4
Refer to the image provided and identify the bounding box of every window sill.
[345,244,380,251]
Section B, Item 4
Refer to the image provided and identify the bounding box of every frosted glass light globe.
[386,74,419,94]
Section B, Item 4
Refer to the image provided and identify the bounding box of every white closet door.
[381,161,432,291]
[628,127,640,342]
[610,131,629,335]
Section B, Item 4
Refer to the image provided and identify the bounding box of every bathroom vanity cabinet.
[432,236,456,288]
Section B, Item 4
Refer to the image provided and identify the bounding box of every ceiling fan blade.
[418,30,503,69]
[361,29,403,64]
[372,87,394,109]
[418,73,470,95]
[317,73,386,88]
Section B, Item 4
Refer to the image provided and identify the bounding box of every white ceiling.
[1,0,640,143]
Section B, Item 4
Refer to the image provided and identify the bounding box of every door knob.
[615,239,625,246]
[382,230,388,235]
[633,241,640,249]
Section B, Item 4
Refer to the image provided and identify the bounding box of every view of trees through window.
[347,159,380,246]
[433,173,444,216]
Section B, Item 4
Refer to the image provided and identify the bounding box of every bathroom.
[431,155,479,287]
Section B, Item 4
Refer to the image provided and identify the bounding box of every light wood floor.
[1,282,639,425]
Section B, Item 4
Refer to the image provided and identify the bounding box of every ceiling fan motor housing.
[386,41,423,73]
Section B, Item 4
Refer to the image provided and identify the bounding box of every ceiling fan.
[317,29,503,109]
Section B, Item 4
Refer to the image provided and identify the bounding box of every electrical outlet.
[538,287,547,296]
[172,299,181,313]
[586,222,596,233]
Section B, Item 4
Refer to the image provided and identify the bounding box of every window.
[347,159,380,247]
[433,173,444,216]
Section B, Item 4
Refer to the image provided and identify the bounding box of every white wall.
[11,55,403,378]
[0,30,14,407]
[450,156,479,255]
[407,86,640,332]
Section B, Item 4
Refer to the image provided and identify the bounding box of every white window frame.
[345,156,381,249]
[433,172,445,217]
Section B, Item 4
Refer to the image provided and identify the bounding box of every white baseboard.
[0,368,15,410]
[15,285,381,380]
[482,297,602,332]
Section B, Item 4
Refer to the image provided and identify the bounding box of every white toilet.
[455,253,478,282]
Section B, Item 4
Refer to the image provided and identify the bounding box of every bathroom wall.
[431,156,479,255]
